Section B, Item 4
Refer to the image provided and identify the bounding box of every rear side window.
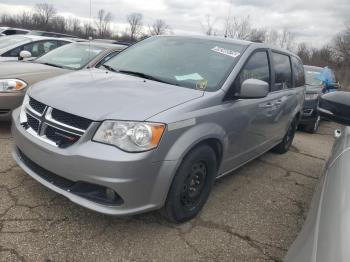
[272,52,292,91]
[23,40,60,57]
[58,40,70,47]
[232,51,270,96]
[3,30,16,35]
[291,56,305,87]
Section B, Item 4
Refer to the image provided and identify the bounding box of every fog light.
[106,188,116,201]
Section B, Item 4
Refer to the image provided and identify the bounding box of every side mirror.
[240,79,269,99]
[318,91,350,126]
[19,50,32,60]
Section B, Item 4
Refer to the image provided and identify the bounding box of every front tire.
[161,145,217,223]
[272,118,297,154]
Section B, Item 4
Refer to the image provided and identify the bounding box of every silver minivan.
[11,36,305,223]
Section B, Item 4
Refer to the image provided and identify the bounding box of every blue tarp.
[315,67,335,86]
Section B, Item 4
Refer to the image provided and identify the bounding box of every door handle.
[275,100,282,106]
[264,102,274,108]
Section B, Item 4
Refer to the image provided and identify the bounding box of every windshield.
[305,70,323,86]
[102,36,245,91]
[36,43,105,70]
[0,35,30,50]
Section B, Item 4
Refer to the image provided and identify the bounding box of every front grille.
[23,97,93,148]
[26,113,40,132]
[51,108,92,130]
[29,97,46,114]
[303,108,313,116]
[0,109,10,114]
[45,126,80,148]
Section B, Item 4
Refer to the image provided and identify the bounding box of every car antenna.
[88,0,93,68]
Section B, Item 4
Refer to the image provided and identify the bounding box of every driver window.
[23,40,59,57]
[231,51,270,97]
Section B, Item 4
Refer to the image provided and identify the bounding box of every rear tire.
[161,145,217,223]
[272,118,297,154]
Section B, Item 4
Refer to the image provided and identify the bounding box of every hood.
[0,61,69,86]
[306,85,323,94]
[0,57,19,62]
[29,69,204,121]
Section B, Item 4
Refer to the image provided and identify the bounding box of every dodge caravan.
[12,36,305,223]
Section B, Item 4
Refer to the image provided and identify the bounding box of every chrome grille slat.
[28,97,46,115]
[45,107,86,133]
[21,97,93,148]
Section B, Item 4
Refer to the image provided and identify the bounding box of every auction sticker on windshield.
[211,46,241,58]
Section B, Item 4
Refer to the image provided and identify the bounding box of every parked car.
[92,39,133,46]
[285,91,350,262]
[299,65,324,133]
[0,27,30,36]
[28,30,76,38]
[0,42,126,120]
[0,35,73,62]
[11,36,305,223]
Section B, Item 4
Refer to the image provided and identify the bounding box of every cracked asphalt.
[0,121,337,262]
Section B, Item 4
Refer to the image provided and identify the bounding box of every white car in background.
[0,35,75,62]
[0,27,30,36]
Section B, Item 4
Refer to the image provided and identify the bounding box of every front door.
[220,50,280,173]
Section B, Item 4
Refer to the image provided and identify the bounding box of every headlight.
[93,121,166,152]
[305,93,318,101]
[0,79,27,92]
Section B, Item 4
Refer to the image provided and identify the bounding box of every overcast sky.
[0,0,349,47]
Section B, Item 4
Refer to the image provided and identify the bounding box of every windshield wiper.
[40,62,65,69]
[100,64,117,72]
[117,70,178,86]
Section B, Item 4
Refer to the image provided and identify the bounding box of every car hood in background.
[28,69,204,121]
[0,61,69,85]
[306,85,323,94]
[0,57,20,62]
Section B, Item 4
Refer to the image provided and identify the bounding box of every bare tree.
[262,28,295,51]
[333,22,350,65]
[83,22,96,38]
[149,19,170,35]
[264,29,279,46]
[66,17,82,36]
[95,9,113,38]
[126,13,143,40]
[279,28,295,51]
[249,28,267,42]
[296,42,312,64]
[16,11,33,29]
[200,15,217,36]
[33,3,57,29]
[224,15,252,40]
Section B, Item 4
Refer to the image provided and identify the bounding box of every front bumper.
[11,108,177,215]
[0,92,24,121]
[300,99,318,125]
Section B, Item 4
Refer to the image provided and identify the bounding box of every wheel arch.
[151,122,228,207]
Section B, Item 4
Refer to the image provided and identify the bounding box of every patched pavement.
[0,121,337,262]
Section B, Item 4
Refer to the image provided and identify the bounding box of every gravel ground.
[0,121,337,262]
